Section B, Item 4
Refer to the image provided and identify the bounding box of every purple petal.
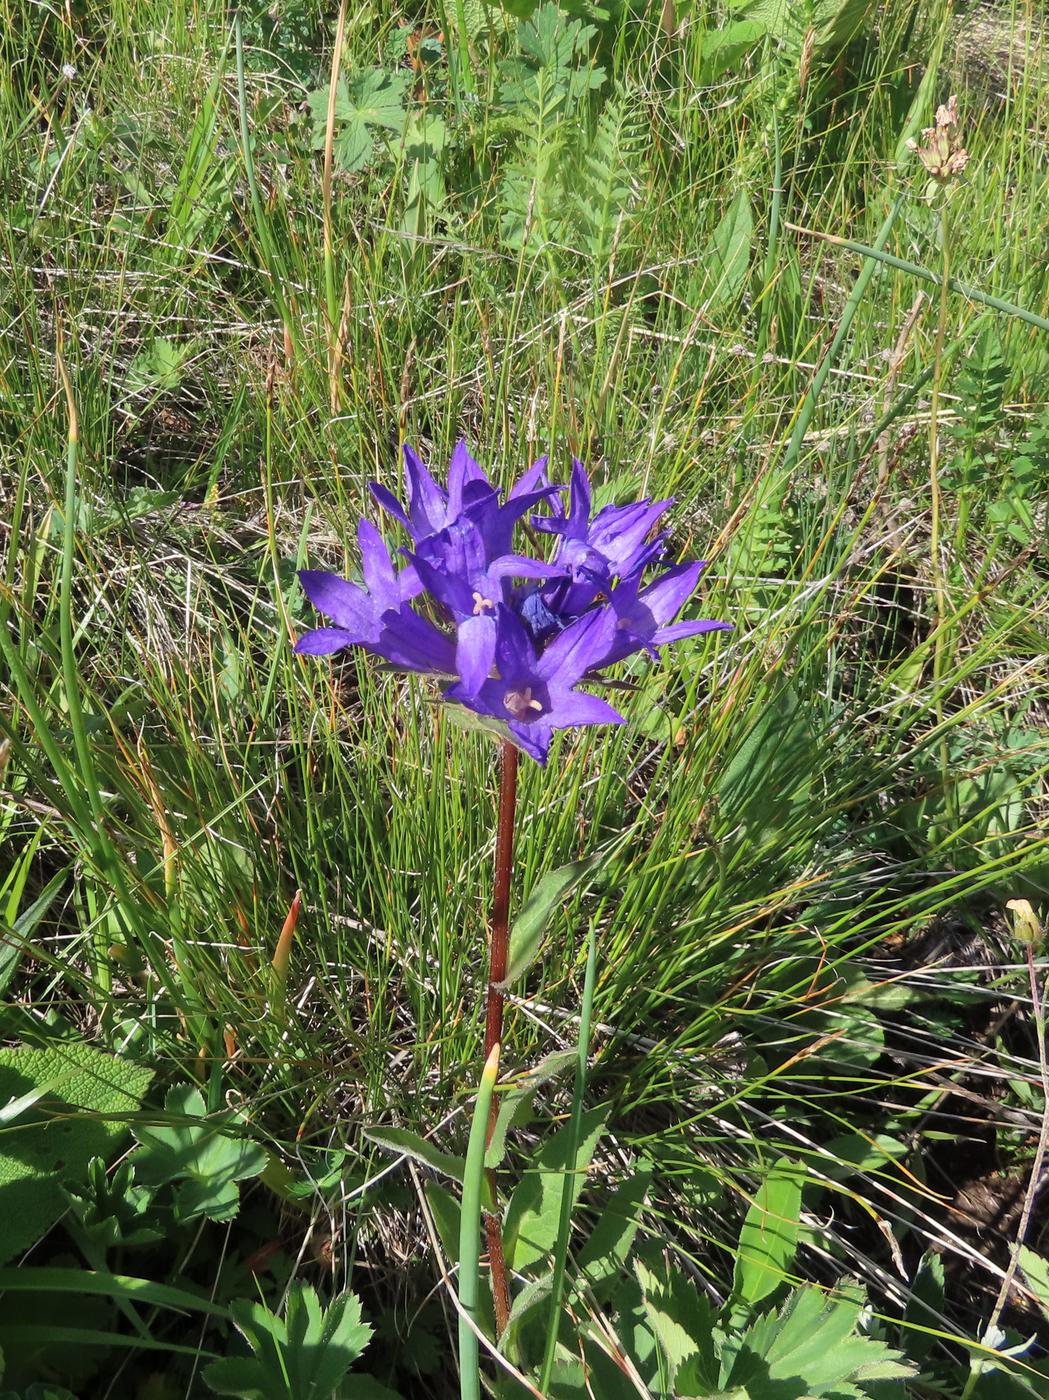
[404,444,447,537]
[294,627,356,656]
[372,609,457,674]
[547,688,625,730]
[370,481,411,533]
[299,570,376,634]
[397,559,425,602]
[447,440,491,516]
[358,519,399,607]
[507,719,552,765]
[636,561,706,624]
[508,456,550,499]
[405,551,475,617]
[457,614,497,692]
[653,619,733,644]
[487,553,564,582]
[493,605,538,684]
[537,606,618,684]
[566,458,592,534]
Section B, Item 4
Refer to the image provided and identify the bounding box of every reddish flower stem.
[482,739,518,1338]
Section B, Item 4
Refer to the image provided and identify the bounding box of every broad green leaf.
[364,1125,466,1182]
[576,1158,654,1289]
[498,854,605,990]
[701,189,753,310]
[699,20,766,83]
[1020,1247,1049,1322]
[486,1048,576,1169]
[0,1042,152,1264]
[731,1158,805,1310]
[504,1105,609,1269]
[307,70,408,174]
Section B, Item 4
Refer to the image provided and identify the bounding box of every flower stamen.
[472,590,495,615]
[503,687,543,719]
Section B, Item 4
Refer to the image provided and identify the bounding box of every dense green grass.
[1,0,1048,1392]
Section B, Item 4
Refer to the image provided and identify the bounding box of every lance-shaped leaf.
[363,1125,466,1183]
[485,1048,576,1170]
[497,851,609,991]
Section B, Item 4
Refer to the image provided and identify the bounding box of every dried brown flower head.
[907,94,970,195]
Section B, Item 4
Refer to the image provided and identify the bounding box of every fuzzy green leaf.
[0,1042,152,1264]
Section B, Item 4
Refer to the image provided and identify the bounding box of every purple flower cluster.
[295,444,730,764]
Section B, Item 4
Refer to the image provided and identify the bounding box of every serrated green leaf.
[731,1158,805,1310]
[364,1125,466,1182]
[498,853,606,989]
[203,1284,372,1399]
[724,1286,914,1397]
[635,1249,717,1386]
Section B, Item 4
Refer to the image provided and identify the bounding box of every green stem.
[459,1043,501,1400]
[784,222,1049,335]
[928,201,953,826]
[538,919,600,1392]
[56,348,111,997]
